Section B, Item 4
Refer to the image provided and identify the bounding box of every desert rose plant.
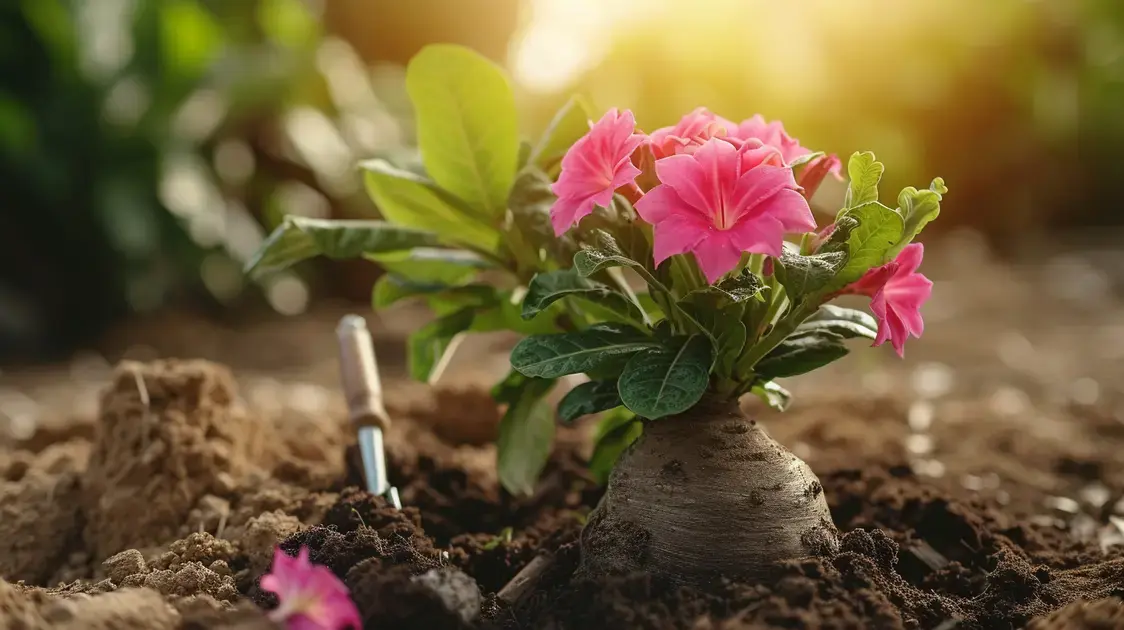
[530,103,945,586]
[247,48,946,586]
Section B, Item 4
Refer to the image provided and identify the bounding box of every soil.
[3,232,1124,629]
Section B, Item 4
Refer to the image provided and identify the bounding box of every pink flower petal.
[548,195,589,237]
[634,182,685,225]
[651,212,710,267]
[846,243,932,356]
[550,109,646,235]
[727,213,787,258]
[636,136,813,281]
[691,234,744,283]
[262,547,361,630]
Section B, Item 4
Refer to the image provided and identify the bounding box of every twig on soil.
[133,369,152,453]
[906,540,950,573]
[497,554,554,606]
[351,507,368,529]
[216,502,230,539]
[428,334,465,385]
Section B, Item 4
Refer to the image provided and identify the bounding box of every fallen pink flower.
[634,138,816,283]
[648,107,735,159]
[843,243,932,357]
[550,108,647,236]
[261,546,361,630]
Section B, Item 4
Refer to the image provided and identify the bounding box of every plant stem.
[747,254,764,276]
[734,301,817,378]
[607,267,651,326]
[755,284,787,340]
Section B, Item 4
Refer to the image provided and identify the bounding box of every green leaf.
[529,95,593,175]
[749,380,792,412]
[618,335,714,419]
[372,275,494,309]
[361,159,501,253]
[776,250,848,297]
[679,296,746,377]
[636,293,665,323]
[685,270,767,306]
[589,409,642,484]
[471,292,562,335]
[246,216,439,277]
[755,330,849,380]
[522,269,642,321]
[366,248,492,284]
[408,308,476,382]
[889,177,946,258]
[832,201,904,287]
[789,151,826,169]
[557,380,622,424]
[510,323,656,379]
[818,215,859,254]
[493,372,556,496]
[797,305,879,340]
[574,245,644,278]
[714,318,747,376]
[844,151,884,209]
[507,168,578,263]
[406,44,519,218]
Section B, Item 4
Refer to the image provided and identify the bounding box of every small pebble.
[1045,496,1080,514]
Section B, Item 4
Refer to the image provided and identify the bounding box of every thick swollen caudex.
[580,400,838,587]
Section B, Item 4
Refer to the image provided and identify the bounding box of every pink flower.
[648,107,735,159]
[844,243,932,357]
[550,108,647,236]
[261,547,361,630]
[732,115,842,198]
[634,138,816,283]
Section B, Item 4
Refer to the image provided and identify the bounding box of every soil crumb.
[81,360,252,560]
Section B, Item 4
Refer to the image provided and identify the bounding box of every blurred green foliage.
[0,0,328,359]
[2,0,1122,362]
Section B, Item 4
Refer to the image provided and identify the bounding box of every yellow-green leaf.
[406,44,519,218]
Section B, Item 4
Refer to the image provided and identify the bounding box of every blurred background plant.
[0,0,1118,362]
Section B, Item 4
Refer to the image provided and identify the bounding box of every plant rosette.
[246,44,945,587]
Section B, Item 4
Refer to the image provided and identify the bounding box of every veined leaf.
[361,159,501,253]
[776,250,848,298]
[618,335,714,419]
[557,380,622,425]
[406,44,519,218]
[510,323,656,379]
[755,330,849,380]
[797,305,878,340]
[831,201,904,288]
[684,271,767,306]
[889,177,946,258]
[522,269,642,321]
[843,151,884,209]
[493,372,556,496]
[245,215,439,277]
